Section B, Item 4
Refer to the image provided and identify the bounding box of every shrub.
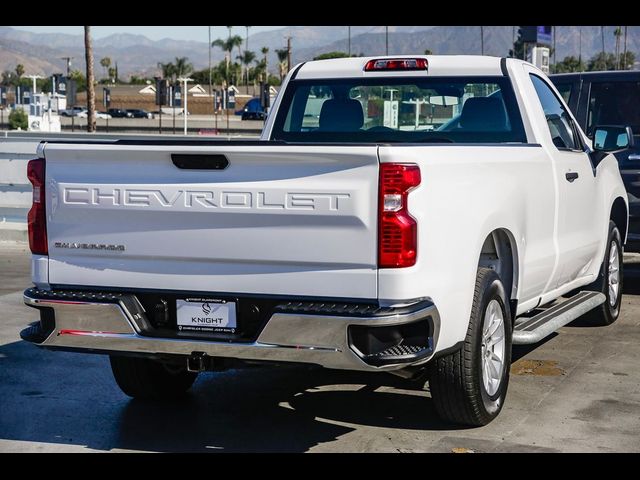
[8,109,28,130]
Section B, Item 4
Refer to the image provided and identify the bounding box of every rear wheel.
[429,268,512,426]
[109,356,198,400]
[584,221,623,325]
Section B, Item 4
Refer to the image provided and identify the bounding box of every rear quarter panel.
[378,144,556,351]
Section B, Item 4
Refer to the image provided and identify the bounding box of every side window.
[554,82,573,104]
[530,74,580,151]
[587,81,640,137]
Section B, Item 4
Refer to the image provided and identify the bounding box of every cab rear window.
[271,76,526,144]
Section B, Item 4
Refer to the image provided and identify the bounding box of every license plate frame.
[176,298,237,334]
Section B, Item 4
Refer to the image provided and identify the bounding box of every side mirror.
[593,125,635,152]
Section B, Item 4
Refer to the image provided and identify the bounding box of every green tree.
[128,75,150,85]
[107,67,117,83]
[1,71,14,86]
[8,109,28,130]
[586,51,636,71]
[424,49,433,55]
[69,69,87,92]
[313,51,350,60]
[620,51,635,70]
[15,64,25,78]
[552,55,585,73]
[99,57,112,80]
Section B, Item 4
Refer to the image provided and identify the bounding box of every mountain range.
[1,26,638,80]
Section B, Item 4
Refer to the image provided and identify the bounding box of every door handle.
[565,172,579,183]
[171,154,229,170]
[628,154,640,161]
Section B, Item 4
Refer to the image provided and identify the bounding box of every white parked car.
[76,111,112,119]
[21,56,631,426]
[59,107,87,117]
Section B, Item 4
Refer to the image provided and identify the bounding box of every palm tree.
[99,57,111,81]
[275,48,289,81]
[614,27,622,70]
[157,61,176,80]
[238,51,256,92]
[84,26,96,133]
[244,26,251,92]
[229,35,244,67]
[225,26,233,84]
[213,35,243,85]
[261,47,269,81]
[211,38,229,83]
[15,64,25,78]
[173,57,193,78]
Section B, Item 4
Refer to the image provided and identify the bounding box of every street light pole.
[385,26,389,55]
[623,26,628,69]
[60,57,73,77]
[579,26,583,70]
[26,75,43,99]
[208,26,212,97]
[178,77,193,135]
[553,26,556,69]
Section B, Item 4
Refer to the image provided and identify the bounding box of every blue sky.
[12,26,285,42]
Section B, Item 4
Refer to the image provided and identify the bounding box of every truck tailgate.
[43,143,379,299]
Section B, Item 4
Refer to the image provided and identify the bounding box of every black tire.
[109,355,198,400]
[429,268,512,426]
[583,221,623,326]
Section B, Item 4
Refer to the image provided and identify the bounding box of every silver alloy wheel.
[481,299,506,397]
[608,241,620,307]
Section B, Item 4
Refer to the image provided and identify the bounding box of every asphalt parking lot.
[1,242,639,452]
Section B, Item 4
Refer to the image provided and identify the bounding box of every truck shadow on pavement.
[0,338,457,453]
[115,367,456,453]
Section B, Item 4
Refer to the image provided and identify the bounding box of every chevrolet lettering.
[61,187,351,213]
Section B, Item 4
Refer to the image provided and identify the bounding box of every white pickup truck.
[21,56,633,426]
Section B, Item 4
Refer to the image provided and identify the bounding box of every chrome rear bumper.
[22,288,440,372]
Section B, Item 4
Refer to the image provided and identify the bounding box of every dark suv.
[551,71,640,251]
[126,109,152,119]
[107,108,133,118]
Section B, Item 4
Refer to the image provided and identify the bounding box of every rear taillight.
[378,163,421,268]
[27,158,47,255]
